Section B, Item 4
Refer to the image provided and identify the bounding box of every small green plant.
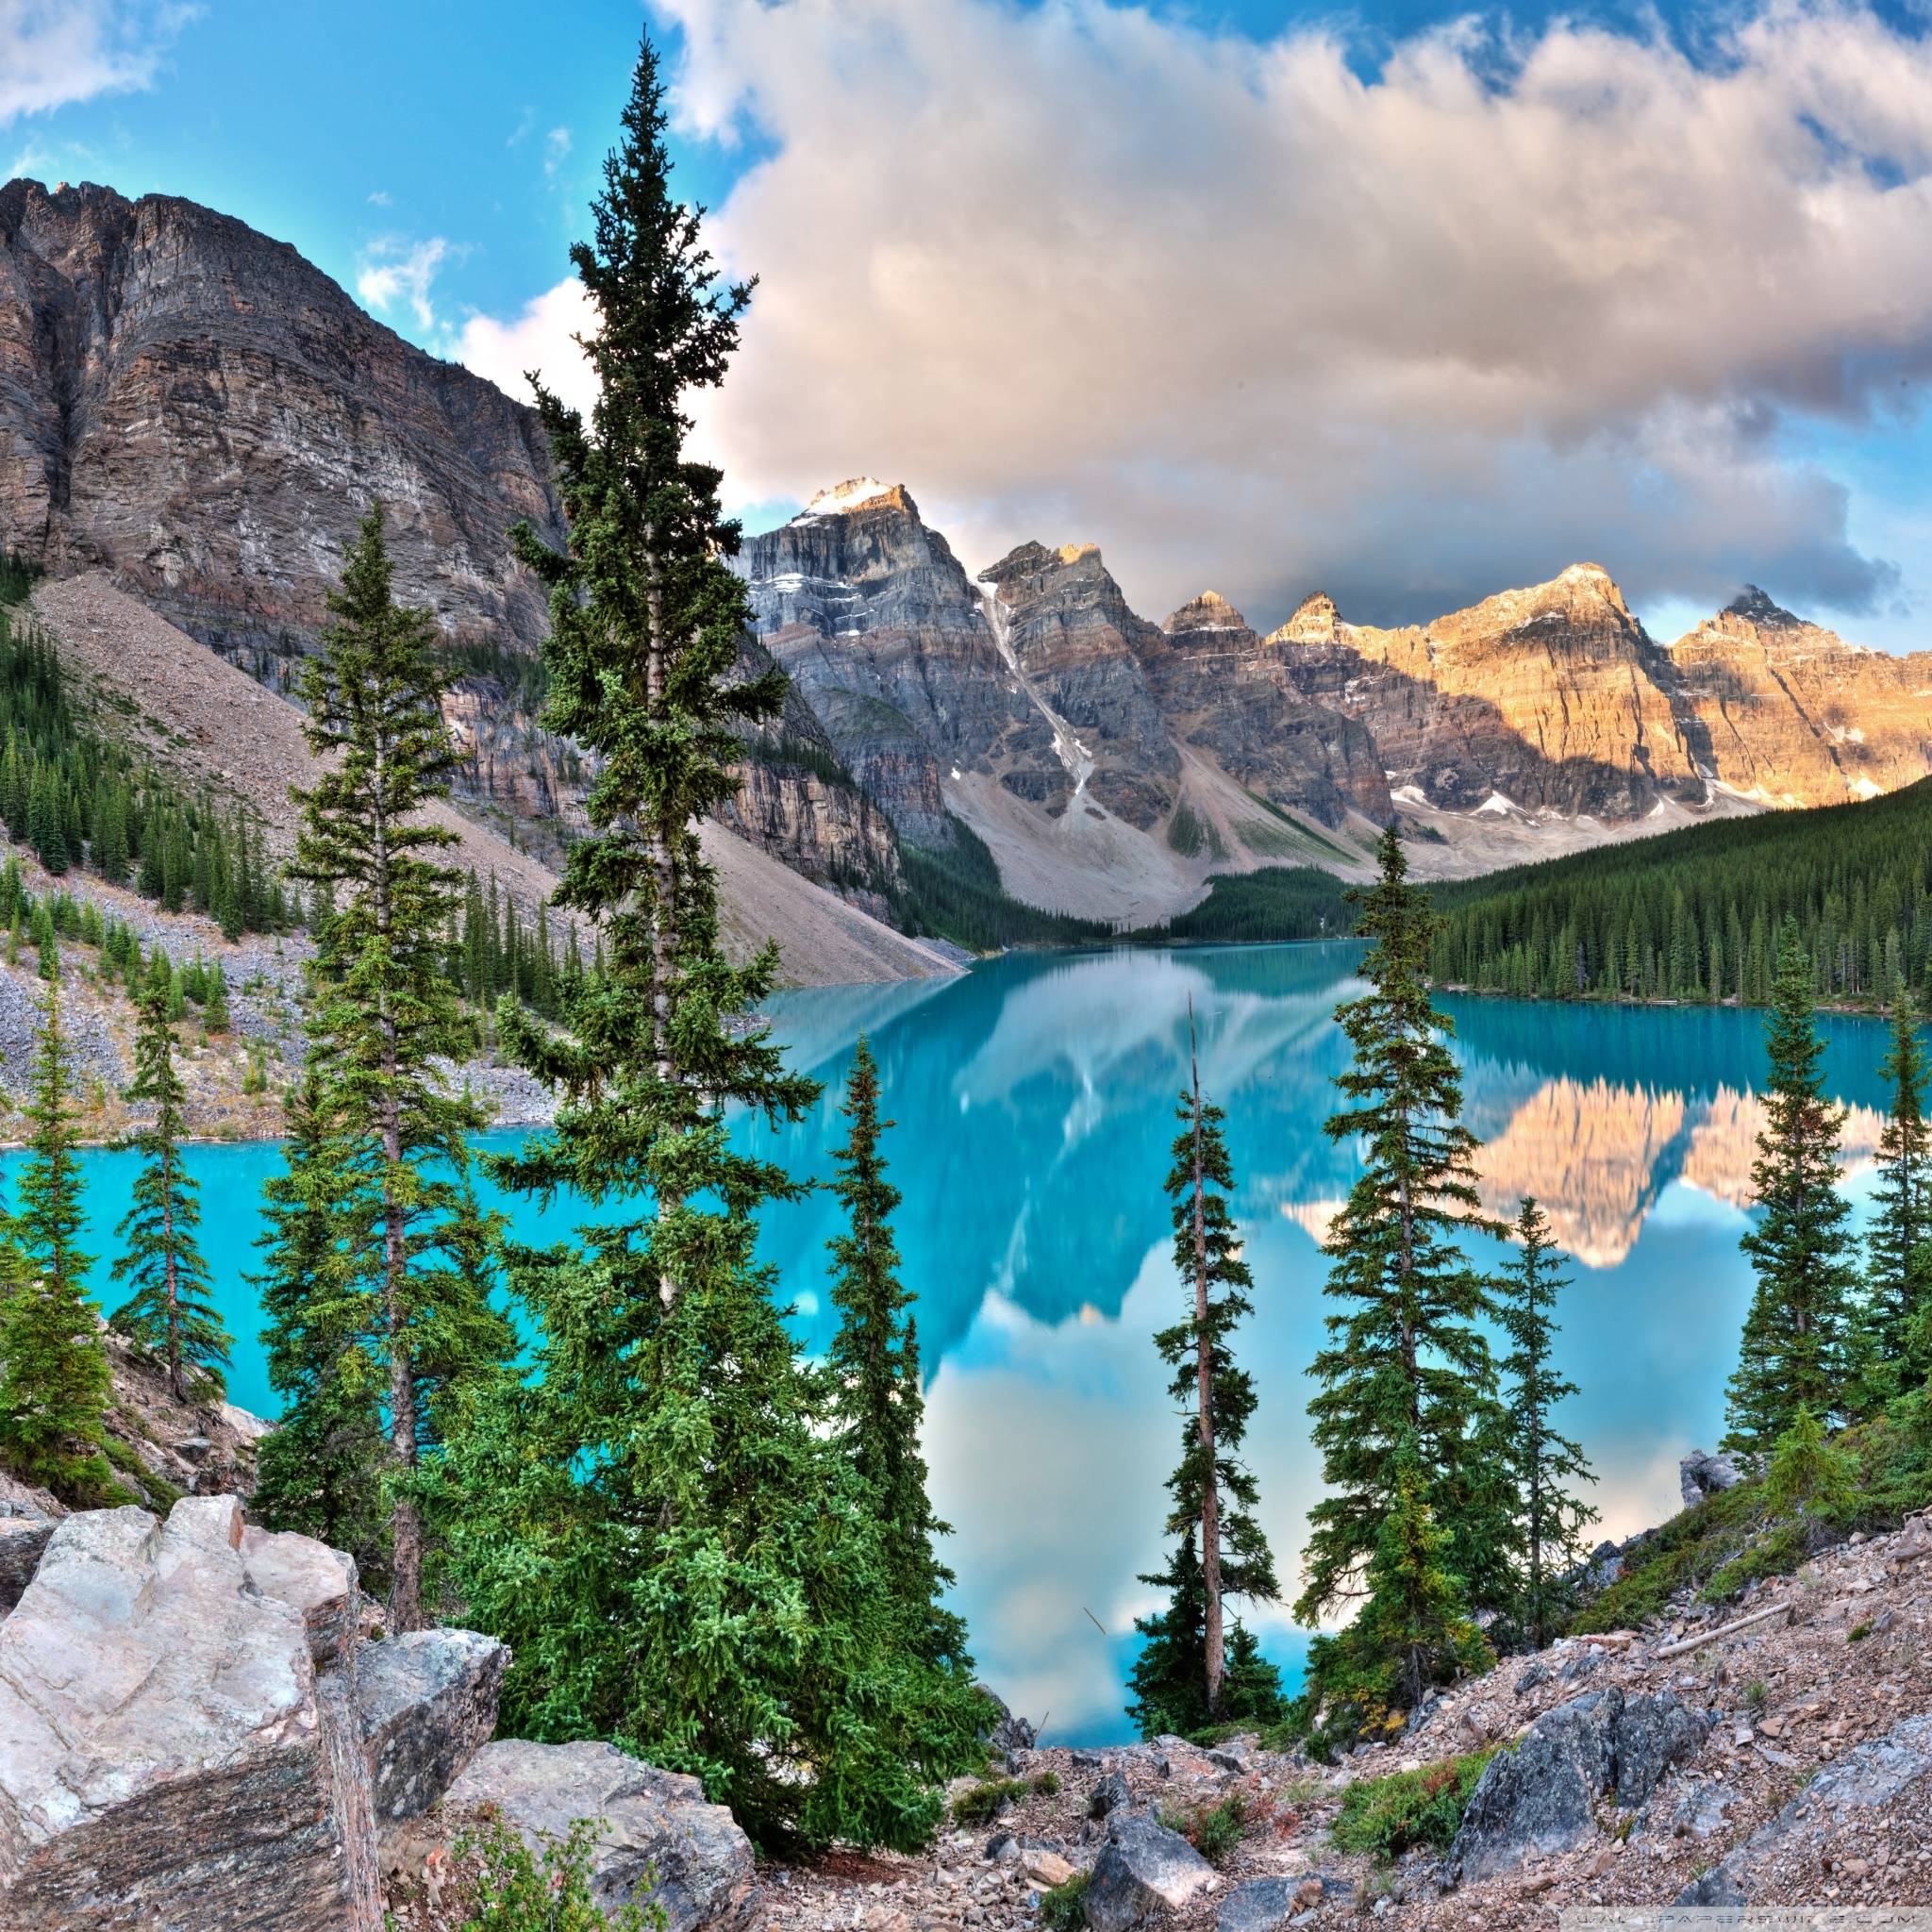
[951,1778,1030,1825]
[1032,1771,1061,1797]
[1743,1679,1768,1711]
[451,1814,661,1930]
[1159,1793,1249,1866]
[1330,1749,1498,1860]
[242,1046,269,1096]
[1038,1871,1089,1932]
[1850,1621,1874,1642]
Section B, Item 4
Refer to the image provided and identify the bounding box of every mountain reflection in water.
[0,942,1900,1746]
[748,942,1901,1742]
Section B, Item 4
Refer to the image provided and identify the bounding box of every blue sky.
[8,0,1932,641]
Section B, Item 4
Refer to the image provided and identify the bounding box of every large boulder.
[399,1738,758,1932]
[0,1495,507,1931]
[1680,1449,1745,1508]
[357,1629,508,1824]
[1086,1807,1218,1932]
[1446,1687,1707,1886]
[0,1495,379,1930]
[0,1508,55,1615]
[976,1681,1037,1766]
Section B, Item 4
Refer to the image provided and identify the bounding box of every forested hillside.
[1429,779,1932,1003]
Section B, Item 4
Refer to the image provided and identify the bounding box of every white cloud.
[357,236,451,333]
[458,277,600,419]
[0,0,191,124]
[623,0,1932,630]
[544,127,572,177]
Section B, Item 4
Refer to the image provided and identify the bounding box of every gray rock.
[1086,1807,1219,1932]
[241,1523,359,1663]
[1446,1685,1707,1888]
[1218,1876,1302,1932]
[1681,1449,1745,1508]
[0,1511,54,1614]
[426,1738,758,1932]
[357,1627,508,1823]
[1513,1661,1551,1695]
[1674,1867,1748,1906]
[976,1681,1038,1764]
[1664,1779,1740,1840]
[1091,1768,1134,1818]
[0,1496,380,1930]
[1608,1690,1711,1807]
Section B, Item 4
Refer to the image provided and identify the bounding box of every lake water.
[6,941,1906,1746]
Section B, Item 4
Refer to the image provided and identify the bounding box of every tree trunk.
[162,1143,183,1403]
[642,527,681,1309]
[1190,1019,1223,1717]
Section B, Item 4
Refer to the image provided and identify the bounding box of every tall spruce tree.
[825,1038,967,1669]
[1296,824,1505,1730]
[252,1068,392,1583]
[1725,919,1858,1453]
[108,974,229,1401]
[445,33,987,1852]
[0,979,111,1501]
[1495,1198,1595,1648]
[1128,1003,1280,1736]
[1865,976,1931,1376]
[289,503,512,1630]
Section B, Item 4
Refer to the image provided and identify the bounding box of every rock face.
[0,1507,53,1614]
[1680,1448,1746,1508]
[0,177,565,658]
[357,1630,510,1826]
[1447,1686,1708,1885]
[1143,591,1389,829]
[0,1494,506,1931]
[421,1739,759,1932]
[1085,1807,1219,1932]
[1659,589,1932,808]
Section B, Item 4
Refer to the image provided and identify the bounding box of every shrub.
[951,1778,1030,1825]
[1032,1771,1061,1797]
[1038,1870,1089,1932]
[1159,1793,1249,1866]
[1329,1749,1498,1860]
[453,1814,661,1931]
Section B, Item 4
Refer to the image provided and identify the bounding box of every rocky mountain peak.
[1164,591,1257,643]
[1266,592,1343,650]
[800,476,907,520]
[1721,585,1805,630]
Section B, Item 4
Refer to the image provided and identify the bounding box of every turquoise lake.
[6,941,1908,1745]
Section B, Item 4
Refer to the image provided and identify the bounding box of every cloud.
[0,0,192,124]
[608,0,1932,630]
[357,236,451,333]
[458,277,600,419]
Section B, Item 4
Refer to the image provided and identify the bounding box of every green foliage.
[0,550,41,606]
[108,977,230,1402]
[453,869,573,1021]
[1861,979,1932,1390]
[1135,866,1351,945]
[951,1778,1030,1824]
[448,35,985,1854]
[1850,1619,1874,1642]
[252,1071,392,1590]
[1495,1199,1597,1647]
[1037,1871,1090,1932]
[1726,921,1859,1453]
[1298,826,1507,1723]
[1763,1407,1858,1522]
[100,1428,183,1511]
[1329,1748,1499,1860]
[0,980,112,1503]
[898,816,1105,953]
[826,1038,970,1670]
[1131,1017,1280,1733]
[1429,775,1932,1005]
[1159,1792,1250,1865]
[451,1814,660,1932]
[289,503,512,1633]
[1032,1771,1060,1796]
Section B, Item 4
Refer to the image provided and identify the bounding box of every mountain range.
[5,177,1932,964]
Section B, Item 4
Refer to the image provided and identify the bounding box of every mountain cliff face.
[1659,589,1932,807]
[1270,564,1706,819]
[1143,591,1389,829]
[0,177,565,655]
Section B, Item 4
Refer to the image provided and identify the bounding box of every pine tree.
[1725,919,1859,1453]
[1125,1529,1284,1740]
[290,503,509,1632]
[447,34,987,1851]
[1297,824,1505,1727]
[0,979,111,1501]
[1495,1198,1596,1648]
[252,1068,391,1581]
[1865,976,1931,1375]
[108,974,229,1401]
[1131,1001,1279,1733]
[825,1038,966,1668]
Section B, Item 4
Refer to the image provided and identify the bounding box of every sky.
[8,0,1932,645]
